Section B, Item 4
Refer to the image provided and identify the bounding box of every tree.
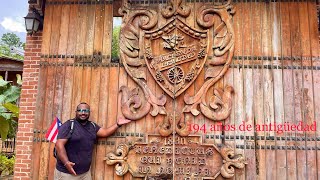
[111,26,120,62]
[0,33,24,60]
[0,75,21,141]
[1,33,22,48]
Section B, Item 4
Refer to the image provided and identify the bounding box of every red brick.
[24,52,38,57]
[16,154,29,160]
[20,110,33,115]
[19,102,33,106]
[28,81,38,85]
[24,124,34,128]
[31,48,41,53]
[15,31,42,179]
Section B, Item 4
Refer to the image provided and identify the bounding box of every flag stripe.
[45,117,61,143]
[45,117,57,139]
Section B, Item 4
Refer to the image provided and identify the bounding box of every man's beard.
[76,116,89,123]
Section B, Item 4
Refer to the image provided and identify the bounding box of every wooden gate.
[31,0,320,179]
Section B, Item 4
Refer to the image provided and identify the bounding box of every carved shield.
[144,18,208,98]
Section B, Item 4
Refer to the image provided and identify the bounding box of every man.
[54,102,131,179]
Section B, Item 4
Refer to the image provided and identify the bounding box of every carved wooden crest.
[109,1,243,178]
[144,18,209,98]
[119,0,235,135]
[105,135,246,179]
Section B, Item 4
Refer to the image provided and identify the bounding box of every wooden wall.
[31,0,320,179]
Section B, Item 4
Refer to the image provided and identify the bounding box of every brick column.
[13,32,42,180]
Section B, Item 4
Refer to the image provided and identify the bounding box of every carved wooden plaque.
[106,0,245,179]
[106,135,246,179]
[118,0,236,133]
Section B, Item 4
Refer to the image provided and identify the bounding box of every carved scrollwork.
[119,4,158,64]
[120,85,166,120]
[105,144,131,176]
[119,3,167,121]
[159,113,190,137]
[183,0,235,122]
[196,0,235,57]
[161,0,191,19]
[120,86,151,120]
[200,86,234,121]
[175,118,190,137]
[220,146,247,178]
[159,115,173,137]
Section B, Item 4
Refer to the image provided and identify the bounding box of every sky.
[0,0,28,42]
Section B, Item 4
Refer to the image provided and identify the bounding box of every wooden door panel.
[30,0,320,179]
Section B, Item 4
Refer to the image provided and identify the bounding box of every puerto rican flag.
[45,117,62,143]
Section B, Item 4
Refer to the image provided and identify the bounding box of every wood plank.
[306,1,320,179]
[109,64,123,180]
[289,1,306,179]
[252,1,266,180]
[94,66,110,180]
[263,2,276,180]
[62,3,79,121]
[72,1,86,108]
[242,0,255,179]
[39,1,62,179]
[38,66,56,180]
[107,65,120,180]
[89,64,101,180]
[117,66,129,180]
[81,2,94,103]
[280,1,297,179]
[85,0,95,55]
[30,65,48,180]
[75,1,87,57]
[233,1,245,179]
[299,2,317,180]
[80,71,91,104]
[102,2,113,64]
[102,2,115,180]
[92,3,107,180]
[48,2,70,179]
[93,4,105,54]
[272,2,286,180]
[30,1,53,179]
[66,3,79,56]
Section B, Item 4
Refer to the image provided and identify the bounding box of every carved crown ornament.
[118,0,236,136]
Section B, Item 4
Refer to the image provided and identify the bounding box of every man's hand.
[64,161,77,175]
[117,117,131,126]
[97,117,132,138]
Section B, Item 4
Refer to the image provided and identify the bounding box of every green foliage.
[111,26,120,61]
[0,75,21,141]
[0,45,10,56]
[1,33,22,48]
[0,154,15,175]
[0,33,24,60]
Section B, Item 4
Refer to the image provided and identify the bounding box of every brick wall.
[13,32,42,180]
